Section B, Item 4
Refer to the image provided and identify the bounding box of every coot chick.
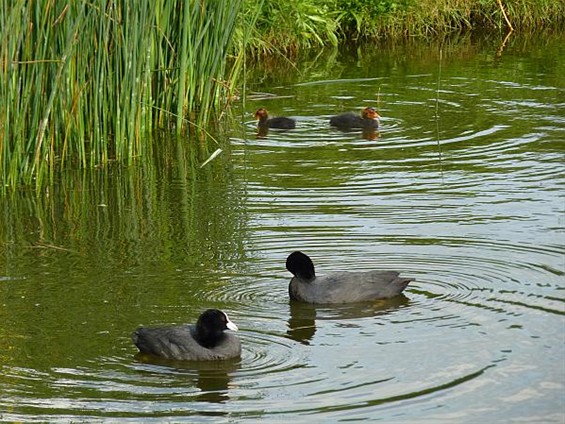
[255,108,296,130]
[132,309,241,361]
[330,107,380,130]
[286,251,412,304]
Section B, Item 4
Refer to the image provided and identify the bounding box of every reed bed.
[1,0,244,190]
[2,0,562,191]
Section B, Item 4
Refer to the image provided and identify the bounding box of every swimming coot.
[286,251,412,304]
[255,108,296,130]
[329,107,380,130]
[132,309,241,361]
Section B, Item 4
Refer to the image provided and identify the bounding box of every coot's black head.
[286,251,316,281]
[254,108,269,122]
[196,309,238,348]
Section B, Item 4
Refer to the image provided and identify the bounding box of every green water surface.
[1,31,564,422]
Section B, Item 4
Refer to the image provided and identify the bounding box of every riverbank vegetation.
[242,0,565,53]
[1,0,563,191]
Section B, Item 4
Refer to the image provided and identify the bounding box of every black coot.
[132,309,241,361]
[286,251,412,304]
[255,108,296,130]
[329,107,380,130]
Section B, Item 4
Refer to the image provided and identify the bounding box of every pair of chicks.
[254,107,380,131]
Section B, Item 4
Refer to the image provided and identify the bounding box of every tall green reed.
[1,0,244,191]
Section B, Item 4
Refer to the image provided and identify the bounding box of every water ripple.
[2,41,564,423]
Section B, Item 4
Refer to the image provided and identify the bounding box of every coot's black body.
[329,107,380,130]
[255,108,296,130]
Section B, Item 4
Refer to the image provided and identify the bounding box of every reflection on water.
[286,301,317,344]
[258,124,380,140]
[0,32,564,422]
[286,296,410,345]
[331,126,380,141]
[134,354,241,404]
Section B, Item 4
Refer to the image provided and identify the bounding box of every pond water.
[1,32,564,422]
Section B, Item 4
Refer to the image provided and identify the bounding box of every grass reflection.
[0,133,249,369]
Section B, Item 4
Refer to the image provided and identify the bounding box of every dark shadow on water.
[286,294,410,345]
[286,301,318,345]
[256,124,379,140]
[256,126,296,138]
[362,128,380,141]
[257,126,268,138]
[331,127,380,141]
[134,353,241,404]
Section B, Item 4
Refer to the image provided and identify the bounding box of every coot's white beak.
[224,313,238,331]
